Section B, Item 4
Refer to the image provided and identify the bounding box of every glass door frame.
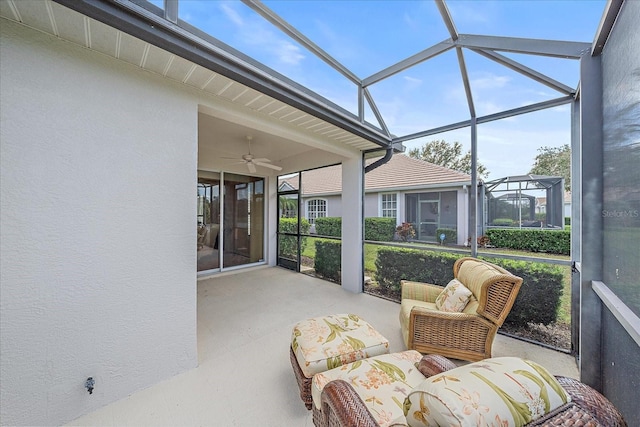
[418,199,439,241]
[277,173,302,272]
[197,170,268,276]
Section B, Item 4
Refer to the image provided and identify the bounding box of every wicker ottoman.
[290,313,390,409]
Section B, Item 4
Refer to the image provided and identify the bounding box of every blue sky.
[155,0,607,181]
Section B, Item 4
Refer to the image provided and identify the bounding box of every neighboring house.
[279,155,471,244]
[536,192,572,218]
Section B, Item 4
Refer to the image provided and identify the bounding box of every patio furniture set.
[290,257,627,426]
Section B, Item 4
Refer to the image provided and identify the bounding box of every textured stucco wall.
[1,21,198,426]
[363,193,379,218]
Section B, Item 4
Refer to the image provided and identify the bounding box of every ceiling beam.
[362,41,454,87]
[477,95,574,124]
[472,49,575,95]
[592,0,625,56]
[456,47,476,118]
[435,0,459,41]
[393,95,573,143]
[363,87,391,137]
[456,34,591,59]
[241,0,360,84]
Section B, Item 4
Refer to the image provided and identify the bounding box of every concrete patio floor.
[68,266,579,426]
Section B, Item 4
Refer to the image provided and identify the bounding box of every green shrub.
[482,257,564,327]
[485,228,570,255]
[435,228,457,244]
[315,217,341,237]
[315,240,341,282]
[492,218,515,226]
[374,248,564,327]
[365,217,396,242]
[278,217,310,257]
[374,248,459,294]
[315,217,396,241]
[565,217,571,226]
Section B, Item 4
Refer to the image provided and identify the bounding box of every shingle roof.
[280,154,470,196]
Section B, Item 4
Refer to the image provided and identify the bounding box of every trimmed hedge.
[315,240,341,282]
[485,257,563,327]
[435,228,457,244]
[485,228,570,255]
[315,217,341,237]
[374,248,459,294]
[278,217,310,257]
[315,216,396,242]
[365,217,396,241]
[374,247,564,327]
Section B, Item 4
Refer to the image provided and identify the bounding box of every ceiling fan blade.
[254,161,282,171]
[251,158,271,163]
[247,162,257,173]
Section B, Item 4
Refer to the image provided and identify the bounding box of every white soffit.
[0,0,381,153]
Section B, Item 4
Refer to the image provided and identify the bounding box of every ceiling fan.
[222,136,282,173]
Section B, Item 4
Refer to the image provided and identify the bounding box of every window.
[307,199,327,224]
[381,193,397,219]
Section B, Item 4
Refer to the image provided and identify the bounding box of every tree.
[407,139,489,178]
[279,195,298,218]
[529,144,571,191]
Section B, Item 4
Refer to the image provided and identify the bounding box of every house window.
[307,199,327,224]
[381,193,397,219]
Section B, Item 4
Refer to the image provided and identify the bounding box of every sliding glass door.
[197,171,264,273]
[222,173,264,268]
[197,172,221,271]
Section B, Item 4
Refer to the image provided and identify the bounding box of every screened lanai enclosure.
[2,0,639,426]
[482,174,565,231]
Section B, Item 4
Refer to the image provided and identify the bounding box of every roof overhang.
[51,0,393,149]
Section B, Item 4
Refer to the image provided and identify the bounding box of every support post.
[578,54,603,390]
[341,155,364,293]
[570,99,581,356]
[470,117,478,256]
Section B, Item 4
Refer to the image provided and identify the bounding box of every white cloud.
[219,3,244,27]
[403,75,423,89]
[445,1,494,26]
[275,41,305,65]
[471,74,510,90]
[216,2,306,67]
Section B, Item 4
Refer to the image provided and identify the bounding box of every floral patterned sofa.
[312,353,627,427]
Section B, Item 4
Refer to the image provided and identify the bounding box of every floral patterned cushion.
[435,279,472,312]
[404,356,571,427]
[291,313,389,377]
[313,350,425,427]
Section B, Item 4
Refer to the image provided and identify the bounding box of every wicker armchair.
[314,355,627,427]
[400,257,522,361]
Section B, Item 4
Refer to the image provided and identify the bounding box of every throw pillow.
[404,356,571,427]
[435,279,472,312]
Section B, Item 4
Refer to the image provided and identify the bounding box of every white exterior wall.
[1,22,198,426]
[341,158,364,292]
[364,193,379,218]
[457,188,469,245]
